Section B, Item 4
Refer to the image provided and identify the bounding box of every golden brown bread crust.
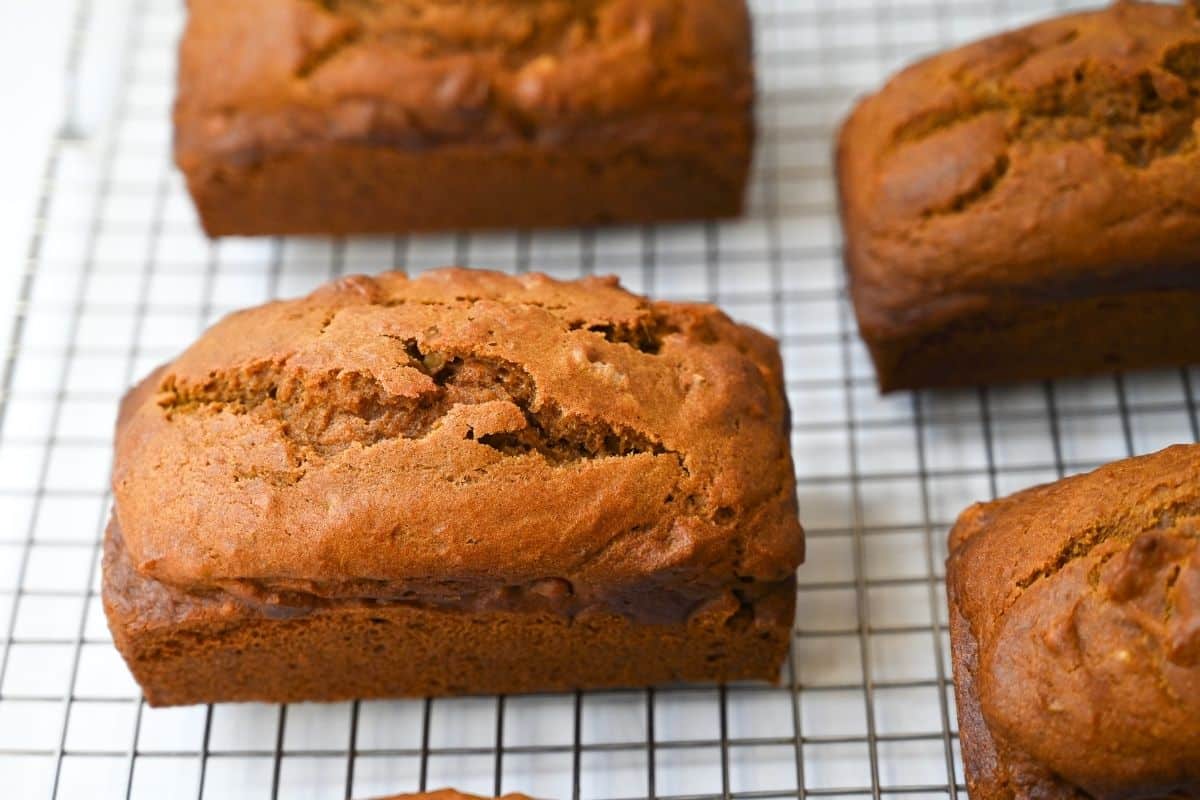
[174,0,754,235]
[176,0,751,152]
[947,444,1200,800]
[837,1,1200,391]
[112,268,802,603]
[103,519,795,706]
[105,268,802,705]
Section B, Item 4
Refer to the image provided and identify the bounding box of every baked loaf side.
[105,268,803,705]
[838,1,1200,390]
[946,444,1200,800]
[175,0,754,235]
[103,518,797,704]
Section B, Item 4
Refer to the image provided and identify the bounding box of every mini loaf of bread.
[947,444,1200,800]
[175,0,754,236]
[104,268,803,706]
[838,1,1200,391]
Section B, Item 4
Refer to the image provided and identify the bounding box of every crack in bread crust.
[299,0,608,66]
[886,28,1200,218]
[1015,499,1200,592]
[112,268,803,618]
[174,0,753,156]
[157,346,677,468]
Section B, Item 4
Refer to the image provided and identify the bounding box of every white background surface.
[0,0,133,358]
[0,0,73,352]
[1,1,1197,799]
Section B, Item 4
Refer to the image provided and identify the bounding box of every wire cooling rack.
[3,0,1199,797]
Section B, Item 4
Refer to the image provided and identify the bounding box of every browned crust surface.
[837,2,1200,390]
[862,286,1200,392]
[112,268,803,612]
[950,584,1089,800]
[174,0,753,234]
[103,519,796,706]
[105,268,802,704]
[183,139,748,236]
[946,444,1200,800]
[175,0,752,155]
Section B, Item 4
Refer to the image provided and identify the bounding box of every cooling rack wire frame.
[1,0,1198,797]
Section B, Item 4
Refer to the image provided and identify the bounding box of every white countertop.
[0,0,75,356]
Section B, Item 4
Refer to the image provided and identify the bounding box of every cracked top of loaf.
[175,0,752,165]
[111,268,802,614]
[947,443,1200,799]
[837,1,1200,340]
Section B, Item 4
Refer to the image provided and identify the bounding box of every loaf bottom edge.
[182,141,748,238]
[860,287,1200,393]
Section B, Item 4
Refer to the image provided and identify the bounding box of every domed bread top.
[948,444,1200,800]
[112,268,803,609]
[175,0,752,159]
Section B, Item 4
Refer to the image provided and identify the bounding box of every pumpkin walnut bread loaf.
[946,444,1200,800]
[175,0,754,236]
[103,268,803,706]
[838,1,1200,391]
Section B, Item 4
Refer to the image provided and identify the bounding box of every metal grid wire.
[2,0,1199,797]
